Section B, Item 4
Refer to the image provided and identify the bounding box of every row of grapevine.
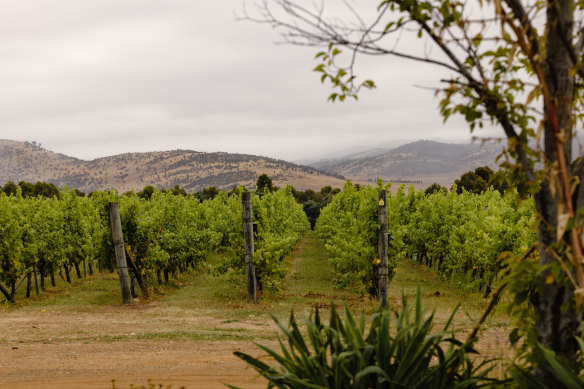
[315,181,536,294]
[0,186,309,302]
[393,186,536,290]
[214,187,311,292]
[0,189,104,301]
[315,181,398,295]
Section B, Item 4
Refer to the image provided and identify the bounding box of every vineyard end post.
[377,190,388,307]
[108,202,132,304]
[242,192,257,303]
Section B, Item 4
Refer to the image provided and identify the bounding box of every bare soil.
[0,307,275,389]
[2,339,269,389]
[0,304,511,389]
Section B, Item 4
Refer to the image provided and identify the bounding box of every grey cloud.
[0,1,497,162]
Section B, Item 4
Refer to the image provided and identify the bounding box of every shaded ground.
[0,232,512,388]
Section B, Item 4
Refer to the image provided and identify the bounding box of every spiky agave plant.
[227,290,503,389]
[509,339,584,389]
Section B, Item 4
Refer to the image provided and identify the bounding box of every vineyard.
[317,181,536,296]
[1,181,535,304]
[0,181,545,387]
[0,187,309,303]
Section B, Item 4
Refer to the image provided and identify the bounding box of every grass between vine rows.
[1,231,512,361]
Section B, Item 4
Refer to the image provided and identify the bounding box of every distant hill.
[309,140,504,188]
[0,139,346,193]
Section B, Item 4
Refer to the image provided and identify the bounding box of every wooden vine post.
[242,192,257,303]
[108,202,132,304]
[377,190,388,307]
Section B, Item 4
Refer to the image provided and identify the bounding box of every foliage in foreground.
[510,339,584,389]
[254,0,584,384]
[229,290,501,389]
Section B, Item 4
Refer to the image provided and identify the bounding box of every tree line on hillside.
[1,181,83,199]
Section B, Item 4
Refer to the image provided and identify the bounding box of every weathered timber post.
[108,202,132,304]
[242,192,257,303]
[377,190,388,307]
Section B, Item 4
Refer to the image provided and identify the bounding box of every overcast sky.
[0,1,503,162]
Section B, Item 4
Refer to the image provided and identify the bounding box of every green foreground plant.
[510,340,584,389]
[228,290,502,389]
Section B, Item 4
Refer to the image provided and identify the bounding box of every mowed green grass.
[4,269,122,310]
[1,232,510,335]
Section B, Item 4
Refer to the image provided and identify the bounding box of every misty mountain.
[309,140,505,186]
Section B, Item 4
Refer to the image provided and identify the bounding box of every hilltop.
[308,140,504,188]
[0,139,346,193]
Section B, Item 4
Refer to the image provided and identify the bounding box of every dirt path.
[2,339,273,389]
[0,305,276,389]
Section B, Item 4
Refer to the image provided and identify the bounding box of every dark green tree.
[424,183,447,196]
[302,200,321,230]
[474,166,494,183]
[2,181,17,196]
[17,181,35,198]
[197,186,220,201]
[168,185,187,196]
[256,174,273,192]
[454,172,488,195]
[319,185,332,196]
[137,185,156,200]
[33,182,60,198]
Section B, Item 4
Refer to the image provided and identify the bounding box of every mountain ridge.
[308,140,504,187]
[1,138,510,193]
[0,139,345,193]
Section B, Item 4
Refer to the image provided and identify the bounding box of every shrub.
[229,290,501,388]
